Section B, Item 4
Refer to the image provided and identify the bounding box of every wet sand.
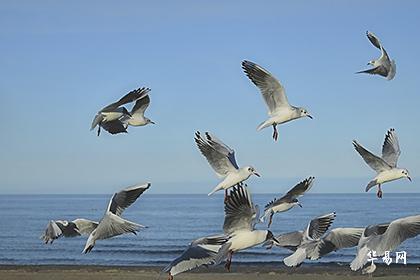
[1,264,419,280]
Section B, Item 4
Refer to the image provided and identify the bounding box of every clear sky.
[1,1,419,194]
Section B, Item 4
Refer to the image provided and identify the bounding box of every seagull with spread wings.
[194,131,260,199]
[214,185,278,271]
[242,60,312,141]
[356,31,396,80]
[353,128,411,198]
[350,215,420,272]
[261,177,314,227]
[82,183,150,253]
[91,87,153,136]
[41,219,98,244]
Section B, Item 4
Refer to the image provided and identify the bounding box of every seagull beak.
[150,121,156,124]
[272,237,279,244]
[408,176,412,182]
[297,202,303,208]
[307,115,313,119]
[254,172,261,177]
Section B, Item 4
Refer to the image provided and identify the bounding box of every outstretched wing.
[100,120,128,135]
[73,219,99,235]
[381,128,401,167]
[305,212,336,241]
[131,88,151,116]
[223,185,256,235]
[242,60,290,114]
[355,66,389,77]
[352,140,392,173]
[107,183,151,216]
[366,31,382,50]
[284,177,314,199]
[315,227,363,259]
[195,131,238,177]
[101,87,148,112]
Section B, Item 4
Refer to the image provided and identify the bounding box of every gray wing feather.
[100,120,128,135]
[355,66,389,77]
[107,183,151,216]
[273,231,304,250]
[223,185,255,235]
[315,228,363,259]
[101,87,148,112]
[352,140,392,173]
[265,177,314,210]
[73,219,99,235]
[306,212,336,240]
[94,214,141,240]
[366,31,382,50]
[242,60,290,114]
[381,128,401,167]
[131,89,151,115]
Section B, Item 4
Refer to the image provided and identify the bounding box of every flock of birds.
[41,31,419,279]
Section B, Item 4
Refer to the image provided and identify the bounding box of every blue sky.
[1,1,419,194]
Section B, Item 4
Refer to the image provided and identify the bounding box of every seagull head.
[298,107,313,119]
[401,169,411,182]
[146,118,155,125]
[246,166,260,177]
[292,198,302,208]
[367,60,375,66]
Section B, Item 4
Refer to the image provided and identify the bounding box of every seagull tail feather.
[365,180,378,192]
[256,119,272,131]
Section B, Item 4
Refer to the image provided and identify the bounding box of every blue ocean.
[0,193,419,266]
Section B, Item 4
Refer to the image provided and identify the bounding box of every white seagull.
[82,183,150,253]
[353,128,411,198]
[356,31,396,80]
[101,88,155,135]
[91,87,151,136]
[194,131,260,199]
[163,235,229,280]
[41,219,98,244]
[214,185,278,271]
[350,215,420,272]
[242,60,312,141]
[261,177,314,227]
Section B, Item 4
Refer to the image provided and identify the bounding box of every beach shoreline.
[1,263,419,280]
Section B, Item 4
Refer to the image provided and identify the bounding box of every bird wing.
[223,185,256,235]
[272,231,304,250]
[107,183,151,216]
[366,31,382,50]
[305,212,336,241]
[283,176,315,199]
[195,131,238,177]
[100,87,148,112]
[356,66,389,77]
[242,60,290,115]
[163,235,228,276]
[376,215,420,255]
[315,227,364,259]
[73,219,99,236]
[131,89,151,116]
[93,213,143,240]
[40,220,64,243]
[90,114,104,130]
[381,128,401,167]
[352,140,392,173]
[100,119,128,135]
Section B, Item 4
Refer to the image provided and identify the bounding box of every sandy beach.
[1,264,419,280]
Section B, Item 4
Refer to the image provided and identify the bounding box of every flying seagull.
[194,131,260,199]
[350,215,420,272]
[163,235,229,280]
[356,31,396,80]
[242,60,312,141]
[266,225,363,266]
[101,88,155,135]
[90,87,150,136]
[353,128,411,198]
[82,183,150,253]
[270,212,337,267]
[214,185,278,271]
[261,177,314,227]
[41,219,98,244]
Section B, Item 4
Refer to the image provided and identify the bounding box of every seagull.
[269,212,336,267]
[350,215,420,272]
[41,219,98,244]
[214,184,278,271]
[90,87,150,136]
[82,183,150,253]
[242,60,312,141]
[265,226,363,266]
[261,177,314,227]
[194,131,260,199]
[163,235,229,280]
[101,88,155,135]
[356,31,396,80]
[353,128,411,198]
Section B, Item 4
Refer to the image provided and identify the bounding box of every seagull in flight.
[353,128,411,198]
[194,131,260,199]
[242,60,312,141]
[41,219,98,244]
[356,31,396,80]
[82,183,150,253]
[261,177,314,227]
[163,235,229,280]
[214,185,278,271]
[350,215,420,272]
[91,87,151,136]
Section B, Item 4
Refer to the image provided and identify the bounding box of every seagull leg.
[168,272,173,280]
[377,185,383,199]
[272,124,278,141]
[97,125,101,136]
[268,212,274,228]
[225,251,233,272]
